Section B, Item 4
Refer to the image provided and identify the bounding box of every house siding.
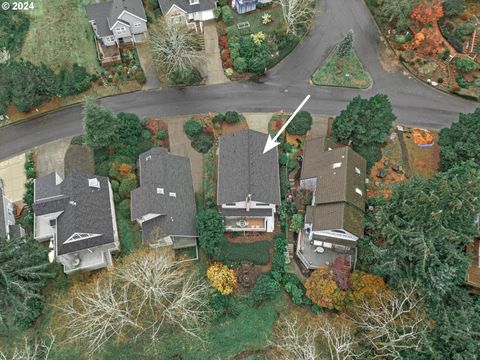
[118,11,147,35]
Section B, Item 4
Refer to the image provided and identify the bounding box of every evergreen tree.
[83,98,119,149]
[337,31,353,58]
[116,112,143,146]
[332,94,395,168]
[439,107,480,171]
[196,209,226,258]
[0,236,54,329]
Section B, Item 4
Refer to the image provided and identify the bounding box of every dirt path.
[396,129,412,177]
[203,21,230,85]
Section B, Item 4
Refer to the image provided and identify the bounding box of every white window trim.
[133,22,142,28]
[189,0,200,4]
[116,26,127,35]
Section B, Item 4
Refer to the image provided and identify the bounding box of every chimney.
[246,194,252,212]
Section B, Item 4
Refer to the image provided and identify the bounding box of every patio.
[296,230,356,269]
[95,40,121,66]
[225,217,266,231]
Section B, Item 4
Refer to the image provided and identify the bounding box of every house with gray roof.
[217,130,280,233]
[0,180,24,240]
[131,148,197,250]
[296,137,366,270]
[32,173,119,274]
[157,0,217,32]
[85,0,147,51]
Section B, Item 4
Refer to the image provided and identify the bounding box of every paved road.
[0,0,477,161]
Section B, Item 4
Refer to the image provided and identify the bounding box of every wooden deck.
[467,240,480,288]
[95,40,121,66]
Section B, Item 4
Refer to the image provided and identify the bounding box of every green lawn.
[312,48,372,89]
[19,0,101,73]
[226,6,285,36]
[218,240,271,265]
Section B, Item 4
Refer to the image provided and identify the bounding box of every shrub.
[213,7,222,19]
[118,177,137,199]
[118,199,131,219]
[184,119,204,139]
[233,57,247,73]
[455,22,475,37]
[224,111,240,124]
[196,209,226,258]
[271,234,288,278]
[225,68,234,77]
[221,5,234,24]
[25,168,36,179]
[250,275,280,305]
[207,262,238,295]
[444,0,465,17]
[289,213,303,233]
[455,57,478,73]
[213,113,225,124]
[286,111,312,135]
[111,179,120,192]
[70,135,85,145]
[355,145,382,172]
[169,66,202,85]
[192,133,214,153]
[156,130,167,140]
[141,129,152,140]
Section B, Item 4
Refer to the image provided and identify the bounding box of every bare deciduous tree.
[0,331,55,360]
[279,0,315,37]
[150,20,204,77]
[318,320,360,360]
[58,248,210,355]
[271,316,319,360]
[350,283,427,359]
[0,48,10,64]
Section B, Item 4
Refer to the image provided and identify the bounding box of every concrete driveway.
[136,43,162,90]
[161,116,204,193]
[0,153,26,202]
[203,21,230,85]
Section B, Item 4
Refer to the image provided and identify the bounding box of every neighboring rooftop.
[301,139,366,211]
[305,203,364,239]
[217,130,280,205]
[32,173,117,255]
[157,0,217,15]
[85,0,146,37]
[131,147,197,242]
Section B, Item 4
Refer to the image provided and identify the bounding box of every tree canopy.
[358,162,480,357]
[439,108,480,171]
[331,94,396,168]
[0,236,54,330]
[83,98,119,149]
[196,209,226,258]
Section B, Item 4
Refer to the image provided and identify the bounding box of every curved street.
[0,0,476,161]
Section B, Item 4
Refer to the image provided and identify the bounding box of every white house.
[157,0,217,33]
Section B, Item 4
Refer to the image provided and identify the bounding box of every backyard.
[19,0,101,73]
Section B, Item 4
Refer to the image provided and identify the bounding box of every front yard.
[216,3,313,79]
[367,0,480,100]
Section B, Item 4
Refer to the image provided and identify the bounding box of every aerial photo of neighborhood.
[2,0,480,358]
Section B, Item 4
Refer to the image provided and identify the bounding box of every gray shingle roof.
[158,0,217,15]
[85,1,114,37]
[33,173,117,255]
[305,203,364,238]
[300,137,336,179]
[217,130,280,206]
[131,147,197,242]
[0,186,6,238]
[108,0,146,26]
[34,173,62,201]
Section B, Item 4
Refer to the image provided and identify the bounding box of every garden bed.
[312,48,372,89]
[144,118,170,150]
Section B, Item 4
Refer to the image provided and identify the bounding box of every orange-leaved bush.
[207,262,237,295]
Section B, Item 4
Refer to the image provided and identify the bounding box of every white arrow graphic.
[263,94,311,154]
